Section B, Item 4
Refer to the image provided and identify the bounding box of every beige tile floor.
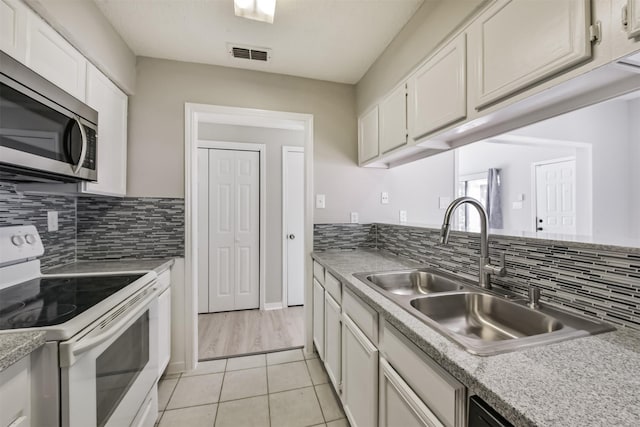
[156,349,350,427]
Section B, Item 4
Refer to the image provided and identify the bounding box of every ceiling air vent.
[228,44,271,62]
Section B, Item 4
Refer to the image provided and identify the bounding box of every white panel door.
[84,63,128,196]
[197,149,210,314]
[535,159,576,235]
[408,33,466,140]
[358,105,379,164]
[25,12,87,100]
[379,83,408,154]
[342,314,378,427]
[209,149,237,312]
[233,150,260,310]
[473,0,591,109]
[284,148,305,306]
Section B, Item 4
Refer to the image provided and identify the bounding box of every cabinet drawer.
[0,356,30,427]
[324,272,342,304]
[381,323,466,427]
[313,260,325,285]
[342,288,378,345]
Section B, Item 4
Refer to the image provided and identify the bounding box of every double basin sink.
[354,269,614,355]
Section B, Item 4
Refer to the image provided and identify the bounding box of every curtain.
[486,168,503,229]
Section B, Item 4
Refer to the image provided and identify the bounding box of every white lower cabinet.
[313,278,325,360]
[157,285,171,377]
[379,358,444,427]
[0,356,30,427]
[324,291,341,391]
[342,313,378,427]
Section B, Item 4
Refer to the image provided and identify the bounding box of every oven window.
[95,311,149,427]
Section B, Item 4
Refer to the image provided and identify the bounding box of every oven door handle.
[59,285,158,367]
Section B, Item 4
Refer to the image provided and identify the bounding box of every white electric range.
[0,225,160,427]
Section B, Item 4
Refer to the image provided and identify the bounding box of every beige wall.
[356,0,486,114]
[24,0,136,94]
[198,124,304,304]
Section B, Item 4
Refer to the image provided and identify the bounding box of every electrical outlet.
[316,194,326,209]
[350,212,359,223]
[47,211,59,231]
[512,201,523,210]
[381,192,389,204]
[399,210,407,223]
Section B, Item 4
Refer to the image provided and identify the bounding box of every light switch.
[399,210,407,223]
[381,192,389,204]
[350,212,359,223]
[516,193,525,201]
[316,194,326,209]
[47,211,59,231]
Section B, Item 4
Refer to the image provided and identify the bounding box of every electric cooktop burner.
[0,274,144,330]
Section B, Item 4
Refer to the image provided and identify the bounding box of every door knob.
[289,234,295,240]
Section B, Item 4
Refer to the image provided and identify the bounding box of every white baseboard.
[165,360,186,375]
[263,302,284,310]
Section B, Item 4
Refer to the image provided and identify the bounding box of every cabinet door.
[342,314,378,427]
[380,358,444,427]
[313,279,325,360]
[0,356,30,427]
[627,0,640,38]
[26,11,87,100]
[0,0,27,63]
[473,0,591,109]
[408,34,466,140]
[358,105,379,164]
[84,63,128,196]
[324,291,341,392]
[379,83,408,154]
[158,287,171,376]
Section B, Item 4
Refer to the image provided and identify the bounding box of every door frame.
[282,145,305,307]
[198,141,267,312]
[530,156,576,233]
[185,103,314,372]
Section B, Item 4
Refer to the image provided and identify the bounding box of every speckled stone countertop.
[312,248,640,427]
[43,258,175,275]
[0,331,45,373]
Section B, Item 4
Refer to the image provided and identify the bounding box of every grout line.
[305,357,327,424]
[200,345,304,362]
[212,370,225,427]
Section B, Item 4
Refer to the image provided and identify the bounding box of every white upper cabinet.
[471,0,592,109]
[0,0,27,62]
[25,11,87,101]
[84,63,128,196]
[626,0,640,38]
[379,83,408,154]
[408,33,467,141]
[358,105,379,164]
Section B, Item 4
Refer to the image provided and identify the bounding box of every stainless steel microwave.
[0,51,98,182]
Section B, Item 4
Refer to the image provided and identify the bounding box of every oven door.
[59,285,158,427]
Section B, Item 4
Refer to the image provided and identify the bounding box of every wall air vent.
[228,44,271,62]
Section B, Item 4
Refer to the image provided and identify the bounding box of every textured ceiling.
[95,0,424,83]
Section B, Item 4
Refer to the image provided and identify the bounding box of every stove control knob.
[11,235,25,246]
[25,234,37,244]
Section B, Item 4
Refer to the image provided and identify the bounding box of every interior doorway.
[185,105,314,367]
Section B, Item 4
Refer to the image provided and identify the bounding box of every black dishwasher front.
[468,396,513,427]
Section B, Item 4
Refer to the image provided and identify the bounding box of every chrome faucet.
[440,197,506,289]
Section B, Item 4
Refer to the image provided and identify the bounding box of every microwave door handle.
[59,285,158,367]
[71,115,88,175]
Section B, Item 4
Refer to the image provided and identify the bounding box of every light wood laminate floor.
[198,306,305,360]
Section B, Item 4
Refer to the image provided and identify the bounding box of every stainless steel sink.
[354,268,615,355]
[364,269,465,296]
[409,292,563,341]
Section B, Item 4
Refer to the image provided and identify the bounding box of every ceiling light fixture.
[234,0,276,24]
